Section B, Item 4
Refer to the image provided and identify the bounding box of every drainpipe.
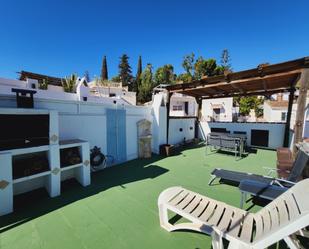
[166,92,171,144]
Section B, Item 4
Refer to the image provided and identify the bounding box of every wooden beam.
[283,87,295,147]
[293,69,309,155]
[230,83,245,94]
[262,79,268,91]
[200,88,288,99]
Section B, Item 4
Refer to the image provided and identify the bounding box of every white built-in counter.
[0,108,90,216]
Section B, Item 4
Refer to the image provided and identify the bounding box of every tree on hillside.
[236,96,264,117]
[136,55,143,79]
[182,53,195,76]
[118,54,133,86]
[194,57,218,79]
[176,53,195,83]
[154,64,175,85]
[101,56,108,81]
[220,49,232,71]
[138,63,153,103]
[176,73,193,83]
[131,56,142,92]
[111,75,121,82]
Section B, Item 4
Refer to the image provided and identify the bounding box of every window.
[172,105,183,111]
[281,112,287,121]
[184,102,189,115]
[213,108,221,114]
[109,93,116,97]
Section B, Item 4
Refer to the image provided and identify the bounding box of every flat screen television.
[0,114,50,151]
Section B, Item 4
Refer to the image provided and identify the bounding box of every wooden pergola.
[165,57,309,152]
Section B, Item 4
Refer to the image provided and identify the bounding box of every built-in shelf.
[1,145,50,155]
[59,139,87,149]
[13,170,51,184]
[0,108,91,216]
[60,163,83,172]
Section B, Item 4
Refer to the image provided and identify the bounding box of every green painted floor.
[0,145,297,249]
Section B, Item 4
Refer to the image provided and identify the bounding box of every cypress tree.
[132,56,142,92]
[136,56,142,79]
[118,54,132,86]
[101,56,108,81]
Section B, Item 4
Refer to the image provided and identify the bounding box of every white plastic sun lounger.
[158,179,309,249]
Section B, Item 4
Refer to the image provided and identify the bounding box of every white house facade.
[201,97,233,122]
[169,93,197,117]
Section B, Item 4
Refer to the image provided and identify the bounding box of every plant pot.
[160,144,174,157]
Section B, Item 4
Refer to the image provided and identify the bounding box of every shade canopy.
[166,57,309,99]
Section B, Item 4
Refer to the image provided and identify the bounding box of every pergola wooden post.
[195,98,203,139]
[293,69,309,155]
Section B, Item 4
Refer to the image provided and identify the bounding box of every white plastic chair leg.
[208,175,217,185]
[227,241,248,249]
[211,231,223,249]
[158,204,177,232]
[284,235,304,249]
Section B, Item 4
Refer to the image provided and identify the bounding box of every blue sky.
[0,0,308,80]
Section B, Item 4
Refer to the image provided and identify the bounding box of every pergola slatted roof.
[19,71,64,86]
[166,57,309,99]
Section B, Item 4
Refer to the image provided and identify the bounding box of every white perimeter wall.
[169,118,195,145]
[0,78,131,106]
[0,95,152,162]
[199,121,285,149]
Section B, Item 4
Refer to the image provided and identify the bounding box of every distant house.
[263,93,298,123]
[0,70,136,106]
[202,97,233,122]
[169,93,197,117]
[152,84,197,117]
[88,80,136,105]
[264,100,288,122]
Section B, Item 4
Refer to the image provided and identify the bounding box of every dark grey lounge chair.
[206,133,241,158]
[209,144,309,187]
[209,144,309,209]
[238,179,289,208]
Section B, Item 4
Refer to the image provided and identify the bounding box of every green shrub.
[62,74,77,93]
[39,78,48,90]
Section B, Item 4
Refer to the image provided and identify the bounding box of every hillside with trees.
[94,49,264,112]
